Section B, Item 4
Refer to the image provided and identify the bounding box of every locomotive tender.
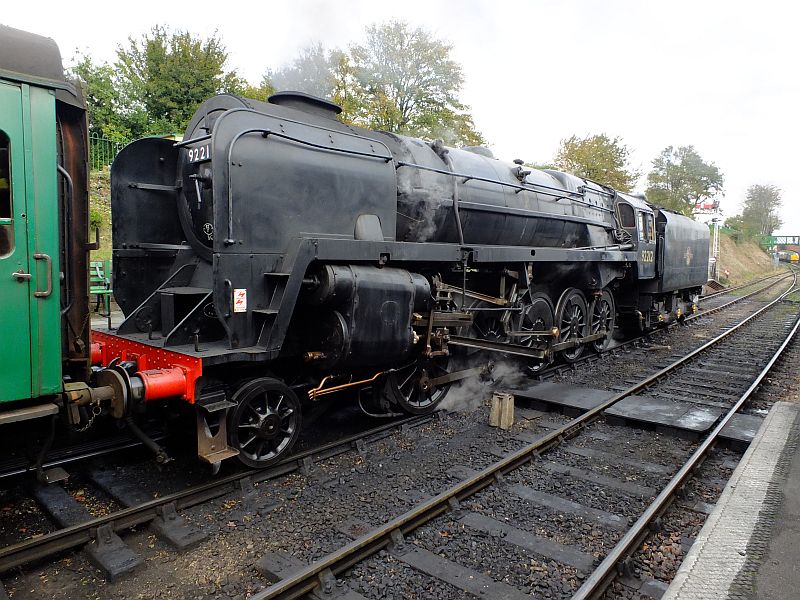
[0,25,710,472]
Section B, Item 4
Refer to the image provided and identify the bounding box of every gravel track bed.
[618,449,740,594]
[4,397,533,599]
[462,486,622,557]
[566,425,695,466]
[543,445,675,491]
[348,553,472,600]
[410,518,583,598]
[508,463,651,519]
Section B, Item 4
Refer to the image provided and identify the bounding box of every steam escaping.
[438,359,530,413]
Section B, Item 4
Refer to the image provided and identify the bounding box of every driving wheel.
[511,291,555,372]
[555,288,588,363]
[589,289,615,353]
[384,358,451,415]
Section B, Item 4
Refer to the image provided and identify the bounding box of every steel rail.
[700,270,787,300]
[0,413,435,574]
[0,432,168,480]
[688,270,793,321]
[250,272,798,600]
[573,279,800,599]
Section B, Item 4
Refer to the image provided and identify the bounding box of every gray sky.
[5,0,798,234]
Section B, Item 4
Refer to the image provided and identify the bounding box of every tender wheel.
[555,288,588,363]
[384,358,450,415]
[228,378,301,468]
[589,289,616,353]
[511,291,555,372]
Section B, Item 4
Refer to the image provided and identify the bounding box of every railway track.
[246,271,799,600]
[699,270,785,301]
[0,412,438,578]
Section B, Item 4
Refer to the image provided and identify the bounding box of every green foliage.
[349,21,484,146]
[89,206,103,231]
[116,26,240,135]
[728,184,783,238]
[553,134,639,191]
[646,146,724,216]
[232,77,276,103]
[71,55,133,141]
[73,21,484,152]
[72,26,245,141]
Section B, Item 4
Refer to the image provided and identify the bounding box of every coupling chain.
[74,403,102,432]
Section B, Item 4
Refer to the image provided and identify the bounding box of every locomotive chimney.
[268,91,342,120]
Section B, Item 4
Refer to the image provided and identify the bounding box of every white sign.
[233,288,247,313]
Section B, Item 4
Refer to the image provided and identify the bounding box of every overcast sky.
[4,0,797,234]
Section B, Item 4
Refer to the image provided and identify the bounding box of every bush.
[89,206,103,232]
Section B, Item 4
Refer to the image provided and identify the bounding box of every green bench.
[89,260,112,317]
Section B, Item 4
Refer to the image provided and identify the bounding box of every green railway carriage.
[0,26,91,427]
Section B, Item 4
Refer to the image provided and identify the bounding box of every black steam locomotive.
[103,92,709,467]
[0,24,709,472]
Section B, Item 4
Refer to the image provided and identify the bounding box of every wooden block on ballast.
[489,391,514,430]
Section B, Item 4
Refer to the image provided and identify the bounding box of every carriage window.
[637,211,646,241]
[618,203,635,228]
[0,131,13,257]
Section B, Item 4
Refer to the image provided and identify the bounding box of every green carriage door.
[0,81,33,401]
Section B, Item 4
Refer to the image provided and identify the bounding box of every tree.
[740,184,783,237]
[115,26,242,135]
[553,134,640,191]
[328,50,365,125]
[646,146,724,216]
[232,76,276,103]
[349,21,484,145]
[70,55,147,141]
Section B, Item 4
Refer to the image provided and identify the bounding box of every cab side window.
[618,203,636,228]
[0,131,14,257]
[645,213,656,242]
[637,211,656,243]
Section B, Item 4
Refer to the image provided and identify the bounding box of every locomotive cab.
[616,194,656,279]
